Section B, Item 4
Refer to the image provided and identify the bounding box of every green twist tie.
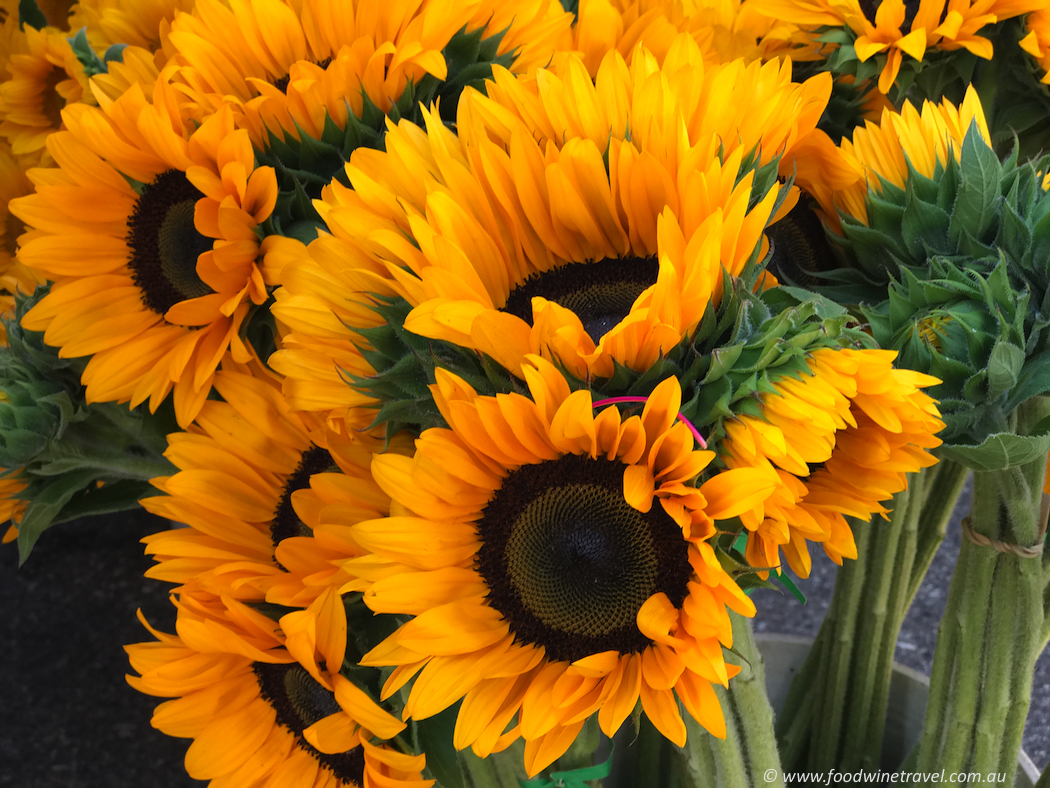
[519,745,614,788]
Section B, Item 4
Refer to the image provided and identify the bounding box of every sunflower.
[140,369,398,607]
[834,85,989,223]
[9,83,277,428]
[0,22,93,162]
[1,472,27,543]
[1020,6,1050,83]
[750,0,1045,93]
[127,589,428,788]
[341,358,779,774]
[69,0,195,51]
[164,0,572,148]
[1,142,44,344]
[569,0,821,75]
[272,40,832,400]
[718,348,944,578]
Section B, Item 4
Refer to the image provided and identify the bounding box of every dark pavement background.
[0,477,1046,787]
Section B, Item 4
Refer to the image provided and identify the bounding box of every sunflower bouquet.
[2,0,1050,786]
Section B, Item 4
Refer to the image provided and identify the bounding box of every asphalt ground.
[0,477,1046,787]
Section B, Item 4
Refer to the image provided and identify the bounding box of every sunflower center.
[253,663,366,786]
[41,67,67,129]
[127,170,215,315]
[476,453,690,663]
[271,57,333,93]
[271,446,335,549]
[4,209,25,259]
[765,198,838,287]
[502,257,660,345]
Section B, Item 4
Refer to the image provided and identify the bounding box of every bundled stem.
[678,612,784,787]
[915,401,1049,781]
[774,459,968,774]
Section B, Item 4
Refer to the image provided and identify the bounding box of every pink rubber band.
[591,396,708,449]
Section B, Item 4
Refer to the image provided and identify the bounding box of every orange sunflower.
[750,0,1046,93]
[127,589,428,787]
[570,0,820,75]
[1,142,44,343]
[164,0,572,148]
[0,21,94,163]
[1020,6,1050,84]
[344,358,779,774]
[272,40,835,404]
[1,473,27,543]
[69,0,195,52]
[719,348,944,578]
[140,368,399,607]
[9,81,277,427]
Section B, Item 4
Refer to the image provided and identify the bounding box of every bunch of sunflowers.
[4,0,1050,784]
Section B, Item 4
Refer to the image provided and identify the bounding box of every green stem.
[916,435,1047,779]
[677,614,783,787]
[845,472,925,769]
[907,459,969,606]
[806,516,870,770]
[461,741,528,788]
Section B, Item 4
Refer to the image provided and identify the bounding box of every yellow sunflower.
[0,22,94,162]
[719,348,944,578]
[1,473,27,543]
[344,358,779,774]
[272,40,832,402]
[1020,6,1050,83]
[570,0,821,74]
[750,0,1045,93]
[127,589,427,787]
[164,0,572,148]
[69,0,195,52]
[141,368,399,608]
[1,142,45,344]
[834,85,989,223]
[9,82,278,427]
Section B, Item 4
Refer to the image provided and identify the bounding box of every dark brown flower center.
[4,209,24,259]
[253,662,366,786]
[127,170,214,315]
[857,0,925,33]
[271,57,333,93]
[501,257,659,345]
[270,446,334,549]
[476,453,690,663]
[41,67,67,129]
[765,197,839,287]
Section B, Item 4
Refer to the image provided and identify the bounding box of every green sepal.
[67,28,108,77]
[103,43,127,64]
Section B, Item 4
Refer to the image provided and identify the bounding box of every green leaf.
[417,703,466,788]
[18,0,46,30]
[938,430,1050,472]
[16,469,99,564]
